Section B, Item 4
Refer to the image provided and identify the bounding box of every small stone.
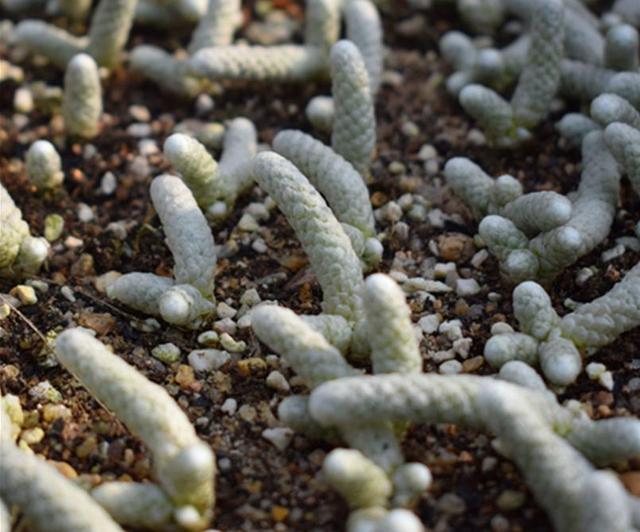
[221,398,237,415]
[26,280,48,293]
[436,493,466,515]
[188,349,230,372]
[29,381,62,402]
[262,427,294,451]
[10,285,37,305]
[238,213,259,231]
[128,105,150,122]
[440,320,463,340]
[419,314,441,334]
[195,93,214,114]
[601,244,625,262]
[598,371,614,391]
[240,288,261,307]
[467,128,486,146]
[491,515,510,532]
[106,222,128,240]
[75,435,97,458]
[216,302,237,319]
[14,87,33,112]
[462,356,484,373]
[238,404,257,422]
[44,214,64,241]
[127,123,152,137]
[496,490,525,511]
[100,172,117,195]
[438,233,475,262]
[431,350,455,363]
[64,236,83,249]
[434,262,456,279]
[175,365,196,389]
[266,370,290,392]
[60,285,76,302]
[585,362,606,380]
[439,360,463,374]
[20,427,45,445]
[575,267,594,285]
[456,278,481,297]
[220,333,246,353]
[453,338,473,358]
[138,139,159,156]
[388,161,406,175]
[471,249,489,269]
[236,357,267,377]
[401,121,419,137]
[151,343,181,364]
[42,403,71,422]
[0,303,10,320]
[404,278,451,294]
[213,318,237,335]
[417,144,437,160]
[197,330,219,346]
[271,505,289,523]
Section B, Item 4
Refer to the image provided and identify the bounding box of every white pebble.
[188,349,230,372]
[261,427,294,451]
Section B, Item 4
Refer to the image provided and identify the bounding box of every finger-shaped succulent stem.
[555,113,601,146]
[251,305,361,388]
[511,0,564,129]
[590,93,640,129]
[188,0,242,54]
[613,0,640,26]
[457,0,505,34]
[606,72,640,110]
[130,46,203,97]
[25,140,64,190]
[566,417,640,466]
[444,157,500,218]
[512,281,559,340]
[0,442,123,532]
[14,20,87,69]
[323,448,392,508]
[87,0,138,68]
[500,192,572,236]
[252,152,365,322]
[344,0,384,95]
[300,314,353,354]
[484,331,539,368]
[106,272,176,317]
[158,284,216,327]
[190,45,328,82]
[305,0,341,52]
[560,60,614,101]
[604,122,640,195]
[497,360,550,394]
[91,482,174,529]
[278,395,341,440]
[331,40,376,180]
[560,262,640,348]
[216,117,258,209]
[538,336,582,386]
[605,24,639,71]
[150,174,216,296]
[55,329,215,524]
[273,129,379,267]
[63,53,102,139]
[363,274,422,375]
[306,95,335,132]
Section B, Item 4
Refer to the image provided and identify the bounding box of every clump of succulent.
[55,328,216,530]
[25,139,64,190]
[14,0,138,68]
[445,130,620,283]
[163,117,258,221]
[106,174,216,327]
[0,181,50,278]
[0,401,124,532]
[252,273,640,531]
[251,273,432,525]
[486,262,640,386]
[63,53,102,139]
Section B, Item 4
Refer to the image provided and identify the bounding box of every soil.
[1,1,639,531]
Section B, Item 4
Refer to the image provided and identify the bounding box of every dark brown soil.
[1,1,638,531]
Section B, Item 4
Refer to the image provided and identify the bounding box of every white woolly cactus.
[63,53,102,139]
[55,328,216,529]
[107,175,216,327]
[188,0,242,54]
[25,139,64,190]
[604,121,640,195]
[330,40,376,180]
[344,0,383,96]
[163,118,258,220]
[130,46,204,97]
[447,131,620,283]
[13,20,87,69]
[605,24,639,71]
[252,151,365,323]
[251,273,432,520]
[86,0,137,68]
[309,373,640,531]
[272,129,382,269]
[305,0,341,52]
[0,181,49,277]
[486,263,640,385]
[555,113,601,146]
[14,0,137,69]
[0,433,123,531]
[590,93,640,129]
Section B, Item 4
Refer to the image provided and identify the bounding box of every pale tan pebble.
[151,343,182,364]
[219,333,246,353]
